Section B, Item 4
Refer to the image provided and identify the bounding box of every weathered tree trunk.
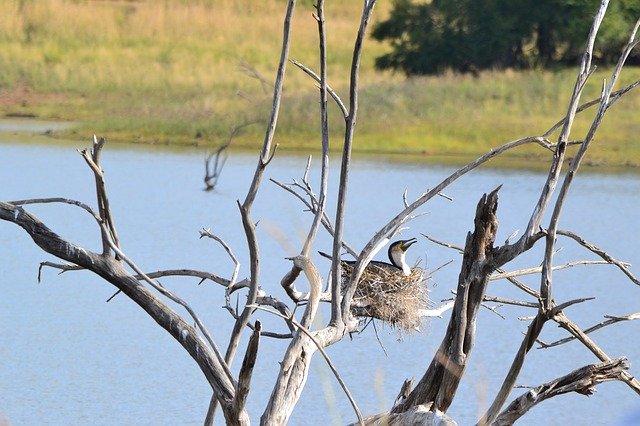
[2,2,639,425]
[261,256,322,425]
[393,186,501,414]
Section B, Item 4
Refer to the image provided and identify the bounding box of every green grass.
[1,0,639,167]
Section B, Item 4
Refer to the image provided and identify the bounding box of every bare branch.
[298,0,331,313]
[271,177,357,257]
[199,229,241,297]
[38,261,82,282]
[539,312,640,348]
[557,229,640,286]
[233,321,261,417]
[10,197,102,224]
[482,295,538,309]
[490,259,613,281]
[251,305,363,426]
[142,269,233,287]
[394,187,501,414]
[290,59,348,118]
[0,201,243,422]
[79,136,121,256]
[333,0,378,327]
[552,311,640,395]
[492,358,629,425]
[543,79,640,137]
[224,0,297,390]
[417,301,455,318]
[204,123,254,192]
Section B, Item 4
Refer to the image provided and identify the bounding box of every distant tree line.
[372,0,640,75]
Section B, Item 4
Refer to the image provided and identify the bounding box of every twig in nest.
[343,263,430,332]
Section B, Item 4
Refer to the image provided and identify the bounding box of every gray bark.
[393,186,501,414]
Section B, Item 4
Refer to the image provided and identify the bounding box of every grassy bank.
[1,0,639,166]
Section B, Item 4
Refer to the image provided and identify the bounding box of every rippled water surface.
[1,125,639,425]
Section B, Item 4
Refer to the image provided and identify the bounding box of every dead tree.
[204,123,255,192]
[1,0,639,424]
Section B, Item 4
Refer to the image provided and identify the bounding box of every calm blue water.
[1,127,639,425]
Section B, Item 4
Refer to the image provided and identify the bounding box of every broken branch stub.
[393,186,501,414]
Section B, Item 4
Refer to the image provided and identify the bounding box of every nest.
[341,263,430,332]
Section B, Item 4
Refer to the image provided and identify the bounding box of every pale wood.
[0,201,246,425]
[493,358,629,425]
[393,187,501,413]
[2,2,640,425]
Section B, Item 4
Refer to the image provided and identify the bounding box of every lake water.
[1,124,639,425]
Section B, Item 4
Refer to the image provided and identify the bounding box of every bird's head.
[396,238,417,252]
[388,238,417,274]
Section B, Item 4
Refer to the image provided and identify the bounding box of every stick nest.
[342,263,430,332]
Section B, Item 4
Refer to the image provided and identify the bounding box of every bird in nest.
[319,238,417,276]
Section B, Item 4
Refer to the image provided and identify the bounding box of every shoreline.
[1,117,638,172]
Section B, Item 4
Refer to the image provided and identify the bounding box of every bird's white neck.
[391,250,411,275]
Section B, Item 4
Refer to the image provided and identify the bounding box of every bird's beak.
[401,238,417,251]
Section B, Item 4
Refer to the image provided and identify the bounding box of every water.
[1,128,639,425]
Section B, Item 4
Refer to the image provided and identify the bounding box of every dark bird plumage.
[319,238,417,276]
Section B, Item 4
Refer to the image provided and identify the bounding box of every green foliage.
[1,1,639,167]
[372,0,640,75]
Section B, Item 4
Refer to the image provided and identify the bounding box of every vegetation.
[2,1,639,423]
[0,0,639,166]
[372,0,640,74]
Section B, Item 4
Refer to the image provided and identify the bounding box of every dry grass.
[0,0,395,94]
[1,1,639,166]
[342,263,430,332]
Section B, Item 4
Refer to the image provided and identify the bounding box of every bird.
[319,238,417,276]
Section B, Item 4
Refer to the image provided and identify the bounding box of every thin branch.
[489,259,613,281]
[333,0,378,326]
[492,358,629,425]
[539,312,640,348]
[543,79,640,137]
[279,0,333,328]
[224,0,297,393]
[290,59,348,118]
[79,136,121,257]
[199,229,241,300]
[270,177,357,257]
[140,269,232,287]
[105,269,242,304]
[422,233,542,299]
[38,261,82,282]
[10,197,102,224]
[104,230,234,385]
[558,229,640,286]
[250,304,363,425]
[417,301,456,318]
[552,311,640,395]
[482,295,538,309]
